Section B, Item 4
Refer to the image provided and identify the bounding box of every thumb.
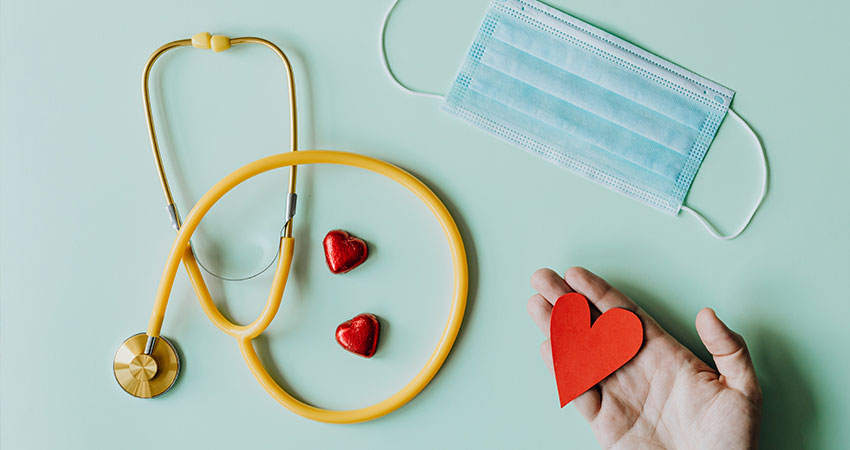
[695,308,761,402]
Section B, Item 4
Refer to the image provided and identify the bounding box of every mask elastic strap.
[680,109,768,240]
[380,0,445,100]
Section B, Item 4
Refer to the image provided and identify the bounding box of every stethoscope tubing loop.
[147,150,468,423]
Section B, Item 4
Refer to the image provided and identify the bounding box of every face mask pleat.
[457,89,678,198]
[504,0,733,102]
[493,15,716,130]
[469,63,687,181]
[480,38,700,155]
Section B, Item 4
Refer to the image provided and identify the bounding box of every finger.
[527,294,553,337]
[530,268,573,305]
[540,339,601,421]
[562,266,638,313]
[695,308,761,402]
[540,339,554,374]
[573,386,602,422]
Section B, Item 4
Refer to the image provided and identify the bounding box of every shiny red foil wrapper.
[336,313,380,358]
[323,229,368,274]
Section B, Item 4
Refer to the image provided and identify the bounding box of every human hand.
[527,267,762,450]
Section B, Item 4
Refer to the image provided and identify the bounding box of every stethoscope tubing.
[147,149,468,423]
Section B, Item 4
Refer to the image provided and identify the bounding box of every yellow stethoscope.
[113,33,468,424]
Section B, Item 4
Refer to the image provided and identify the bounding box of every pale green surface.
[1,0,848,448]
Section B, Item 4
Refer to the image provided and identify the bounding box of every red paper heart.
[323,230,368,274]
[550,293,643,407]
[335,313,380,358]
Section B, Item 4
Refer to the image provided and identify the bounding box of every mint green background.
[2,0,848,448]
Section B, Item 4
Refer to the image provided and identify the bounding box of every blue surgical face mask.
[380,0,767,240]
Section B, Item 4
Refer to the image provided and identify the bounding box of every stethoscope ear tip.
[191,32,231,52]
[191,32,211,49]
[113,333,180,398]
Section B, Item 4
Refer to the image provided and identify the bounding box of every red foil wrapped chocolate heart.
[323,230,368,274]
[335,313,380,358]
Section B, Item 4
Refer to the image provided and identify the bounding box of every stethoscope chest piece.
[113,333,180,398]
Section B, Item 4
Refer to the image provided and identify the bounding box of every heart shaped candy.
[335,313,380,358]
[550,293,643,407]
[323,230,368,274]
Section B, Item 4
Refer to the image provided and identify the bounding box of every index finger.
[530,268,574,305]
[563,267,637,313]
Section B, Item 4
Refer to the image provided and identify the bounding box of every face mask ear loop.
[380,0,445,99]
[680,108,768,240]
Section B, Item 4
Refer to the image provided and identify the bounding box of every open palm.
[527,268,762,450]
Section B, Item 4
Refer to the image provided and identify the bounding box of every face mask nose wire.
[680,108,768,240]
[380,0,445,99]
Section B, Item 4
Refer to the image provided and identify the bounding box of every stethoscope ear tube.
[142,34,300,275]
